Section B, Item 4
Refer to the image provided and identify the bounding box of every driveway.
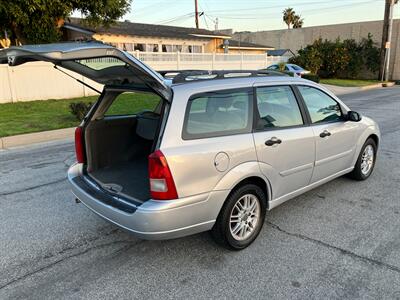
[0,87,399,299]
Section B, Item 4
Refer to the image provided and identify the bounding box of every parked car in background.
[1,43,380,250]
[266,63,310,77]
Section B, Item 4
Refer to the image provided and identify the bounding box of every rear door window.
[255,86,304,129]
[183,88,252,139]
[105,92,161,116]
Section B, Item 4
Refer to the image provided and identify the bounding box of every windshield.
[290,65,304,71]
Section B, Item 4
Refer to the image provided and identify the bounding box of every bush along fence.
[289,33,380,80]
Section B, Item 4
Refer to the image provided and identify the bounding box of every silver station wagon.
[1,43,380,250]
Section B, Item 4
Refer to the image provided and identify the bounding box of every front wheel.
[211,184,266,250]
[349,138,377,180]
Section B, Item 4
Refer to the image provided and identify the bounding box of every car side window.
[183,89,252,139]
[255,86,304,129]
[268,65,278,70]
[298,86,343,123]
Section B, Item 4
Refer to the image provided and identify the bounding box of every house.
[266,49,295,58]
[224,40,274,54]
[63,18,274,54]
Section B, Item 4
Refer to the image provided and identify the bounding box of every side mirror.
[347,111,362,122]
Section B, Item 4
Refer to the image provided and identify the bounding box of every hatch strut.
[53,65,101,94]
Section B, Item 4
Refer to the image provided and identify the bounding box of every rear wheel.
[211,184,266,250]
[349,138,377,180]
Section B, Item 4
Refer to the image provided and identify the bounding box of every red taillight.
[74,127,85,163]
[148,150,178,200]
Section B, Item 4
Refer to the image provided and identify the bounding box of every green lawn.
[0,93,160,137]
[320,78,381,87]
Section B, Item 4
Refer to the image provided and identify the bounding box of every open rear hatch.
[0,42,171,100]
[1,42,172,203]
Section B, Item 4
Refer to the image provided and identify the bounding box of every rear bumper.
[67,163,228,240]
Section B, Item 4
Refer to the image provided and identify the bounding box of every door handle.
[265,137,282,146]
[319,130,331,138]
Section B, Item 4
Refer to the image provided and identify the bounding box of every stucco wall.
[233,20,400,79]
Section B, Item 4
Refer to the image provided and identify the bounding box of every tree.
[282,8,295,29]
[292,15,304,29]
[0,0,132,45]
[282,8,304,29]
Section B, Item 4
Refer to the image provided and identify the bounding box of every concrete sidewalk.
[0,127,74,150]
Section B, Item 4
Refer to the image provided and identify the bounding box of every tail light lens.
[148,150,178,200]
[74,126,85,163]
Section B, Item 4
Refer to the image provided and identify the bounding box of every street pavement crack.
[266,221,400,274]
[0,239,139,291]
[0,178,66,196]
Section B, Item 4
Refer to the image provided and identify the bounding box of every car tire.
[211,184,266,250]
[349,138,377,181]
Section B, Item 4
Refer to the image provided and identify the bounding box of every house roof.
[227,40,274,50]
[267,49,295,56]
[64,17,232,41]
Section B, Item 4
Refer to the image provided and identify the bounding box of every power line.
[199,1,209,29]
[200,0,379,14]
[206,0,380,20]
[157,13,195,25]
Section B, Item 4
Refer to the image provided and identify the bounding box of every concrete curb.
[360,83,385,90]
[0,127,75,150]
[321,82,396,95]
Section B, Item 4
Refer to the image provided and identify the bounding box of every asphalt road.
[1,87,400,299]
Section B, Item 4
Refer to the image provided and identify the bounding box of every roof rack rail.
[159,69,288,84]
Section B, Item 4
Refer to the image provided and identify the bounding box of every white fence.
[0,52,286,103]
[134,51,286,71]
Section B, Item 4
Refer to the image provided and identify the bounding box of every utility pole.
[195,0,199,29]
[380,0,398,81]
[384,0,395,81]
[215,17,219,31]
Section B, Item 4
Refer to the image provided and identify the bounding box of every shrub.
[278,62,286,72]
[69,102,93,121]
[289,41,322,75]
[289,34,380,79]
[302,73,320,83]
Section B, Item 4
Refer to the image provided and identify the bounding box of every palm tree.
[282,8,295,29]
[292,15,304,28]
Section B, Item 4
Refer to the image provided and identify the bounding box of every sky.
[119,0,400,32]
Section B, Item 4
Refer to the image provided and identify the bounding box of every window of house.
[162,44,183,52]
[192,45,202,53]
[255,86,303,129]
[298,86,343,123]
[181,45,202,53]
[123,43,134,51]
[172,45,182,52]
[146,44,159,52]
[162,44,172,52]
[134,43,145,51]
[183,89,252,139]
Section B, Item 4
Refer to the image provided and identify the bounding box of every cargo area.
[83,90,164,201]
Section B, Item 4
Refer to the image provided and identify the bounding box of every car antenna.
[53,65,101,94]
